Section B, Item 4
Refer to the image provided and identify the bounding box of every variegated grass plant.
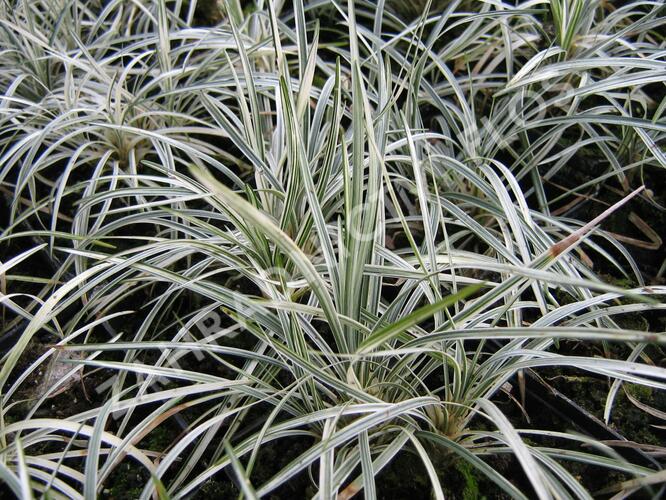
[1,0,665,498]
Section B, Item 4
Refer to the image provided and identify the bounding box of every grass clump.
[0,0,665,498]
